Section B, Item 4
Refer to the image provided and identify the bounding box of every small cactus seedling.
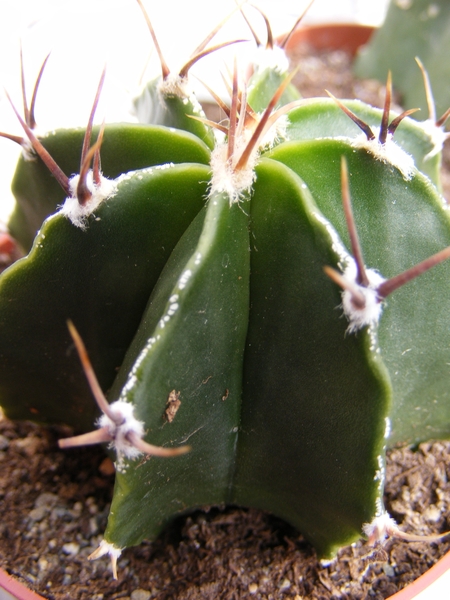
[1,1,450,578]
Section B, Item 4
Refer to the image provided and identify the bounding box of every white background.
[0,0,390,221]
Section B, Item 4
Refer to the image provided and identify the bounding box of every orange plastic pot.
[282,22,375,56]
[0,567,45,600]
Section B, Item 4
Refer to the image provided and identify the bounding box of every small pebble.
[0,434,9,450]
[99,457,115,476]
[51,507,71,520]
[62,542,80,556]
[130,590,151,600]
[280,578,291,591]
[28,506,48,522]
[11,436,42,456]
[38,558,49,573]
[248,582,258,594]
[38,520,49,533]
[89,516,99,535]
[86,496,99,514]
[34,492,58,508]
[423,504,441,523]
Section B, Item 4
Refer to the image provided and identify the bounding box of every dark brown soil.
[1,418,449,600]
[1,43,450,600]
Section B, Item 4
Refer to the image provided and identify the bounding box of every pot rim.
[281,22,375,57]
[0,566,45,600]
[1,552,450,600]
[386,550,450,600]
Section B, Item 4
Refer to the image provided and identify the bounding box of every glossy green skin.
[230,160,390,555]
[104,159,390,556]
[0,164,210,430]
[133,78,215,149]
[285,98,441,187]
[268,139,450,445]
[1,81,450,557]
[10,124,210,250]
[246,65,301,112]
[107,188,251,545]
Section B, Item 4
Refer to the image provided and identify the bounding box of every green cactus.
[353,0,450,197]
[1,2,450,579]
[354,0,450,123]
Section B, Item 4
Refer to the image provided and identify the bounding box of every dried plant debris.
[164,390,182,423]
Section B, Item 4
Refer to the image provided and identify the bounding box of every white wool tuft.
[352,127,416,180]
[97,400,146,470]
[209,138,258,204]
[341,259,386,332]
[21,138,37,162]
[89,539,122,579]
[159,73,191,99]
[419,118,449,160]
[363,512,398,545]
[60,171,117,228]
[260,114,289,149]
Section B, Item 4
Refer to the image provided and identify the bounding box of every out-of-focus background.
[0,0,390,221]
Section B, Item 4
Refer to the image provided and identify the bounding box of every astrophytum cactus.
[0,3,450,578]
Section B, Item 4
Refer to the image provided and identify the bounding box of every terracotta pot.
[0,566,45,600]
[282,22,375,57]
[387,550,450,600]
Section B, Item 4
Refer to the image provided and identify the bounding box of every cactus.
[1,2,450,578]
[354,0,450,122]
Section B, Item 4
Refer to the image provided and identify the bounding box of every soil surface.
[1,42,450,600]
[1,418,449,600]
